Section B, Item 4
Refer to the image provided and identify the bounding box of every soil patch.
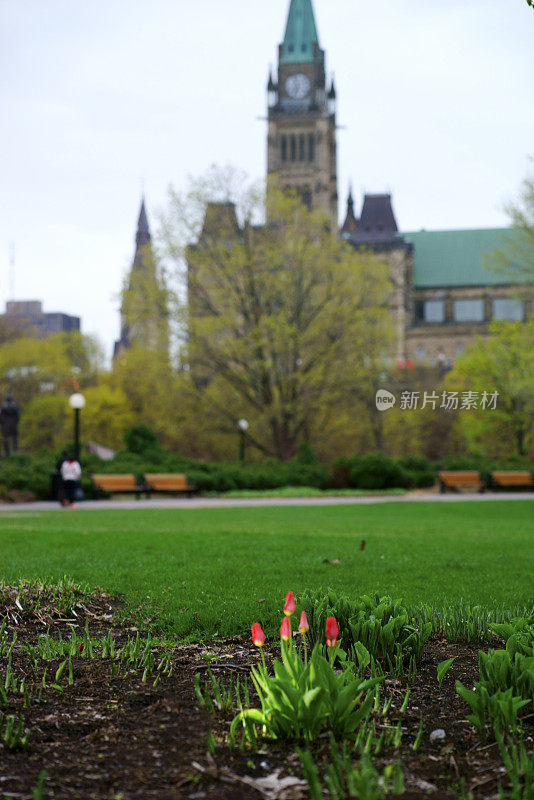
[0,587,531,799]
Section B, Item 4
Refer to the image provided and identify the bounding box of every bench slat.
[491,471,533,487]
[144,473,197,493]
[438,471,484,493]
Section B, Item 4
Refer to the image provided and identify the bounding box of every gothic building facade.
[267,0,532,368]
[119,0,532,367]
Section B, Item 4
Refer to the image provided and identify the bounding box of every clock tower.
[267,0,337,228]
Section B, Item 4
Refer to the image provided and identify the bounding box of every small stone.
[429,728,446,744]
[414,778,438,793]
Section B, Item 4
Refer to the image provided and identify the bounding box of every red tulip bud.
[325,616,339,647]
[283,590,296,617]
[280,616,291,641]
[251,622,265,648]
[78,643,85,653]
[298,611,309,634]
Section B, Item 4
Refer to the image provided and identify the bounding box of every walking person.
[60,453,82,508]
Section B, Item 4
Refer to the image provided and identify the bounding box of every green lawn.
[0,501,532,637]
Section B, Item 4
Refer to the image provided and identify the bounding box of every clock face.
[285,73,311,100]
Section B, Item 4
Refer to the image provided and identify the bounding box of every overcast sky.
[1,0,533,361]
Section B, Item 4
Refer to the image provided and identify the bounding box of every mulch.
[0,586,531,800]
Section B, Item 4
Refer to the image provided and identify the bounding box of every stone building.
[138,0,532,370]
[266,0,337,230]
[114,198,169,358]
[273,0,532,366]
[1,300,80,338]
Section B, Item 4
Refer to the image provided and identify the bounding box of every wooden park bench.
[91,473,146,499]
[490,471,534,490]
[438,471,485,494]
[143,473,198,498]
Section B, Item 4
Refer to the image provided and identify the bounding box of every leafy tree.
[161,172,394,460]
[445,321,534,458]
[19,395,68,451]
[110,345,181,449]
[485,164,534,282]
[80,385,135,450]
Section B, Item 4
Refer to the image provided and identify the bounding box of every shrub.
[123,425,160,456]
[349,453,409,490]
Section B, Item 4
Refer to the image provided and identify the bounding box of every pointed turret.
[133,197,152,271]
[327,78,336,100]
[114,196,169,358]
[340,186,358,239]
[280,0,319,64]
[136,197,151,248]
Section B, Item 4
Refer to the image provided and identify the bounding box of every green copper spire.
[280,0,319,64]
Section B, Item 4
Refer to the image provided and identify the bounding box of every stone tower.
[114,198,169,358]
[267,0,337,229]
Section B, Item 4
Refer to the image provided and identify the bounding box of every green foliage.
[455,680,529,737]
[300,590,431,672]
[0,452,52,500]
[124,424,160,455]
[495,732,534,800]
[446,321,534,458]
[296,441,318,465]
[456,617,534,738]
[1,712,29,750]
[231,638,380,742]
[437,657,456,689]
[298,736,404,800]
[349,453,409,490]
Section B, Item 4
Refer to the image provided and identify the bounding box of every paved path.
[1,492,533,512]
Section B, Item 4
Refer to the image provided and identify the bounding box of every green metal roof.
[404,228,520,288]
[280,0,319,64]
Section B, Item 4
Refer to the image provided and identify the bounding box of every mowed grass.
[0,501,532,637]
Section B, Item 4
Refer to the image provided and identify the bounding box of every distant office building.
[1,300,80,338]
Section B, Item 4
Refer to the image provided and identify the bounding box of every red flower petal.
[251,622,265,647]
[325,616,339,646]
[280,616,291,641]
[298,611,309,634]
[283,591,296,616]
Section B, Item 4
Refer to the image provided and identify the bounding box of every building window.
[299,134,305,161]
[492,297,523,321]
[308,133,315,162]
[301,189,312,209]
[290,135,296,161]
[453,298,484,322]
[414,301,424,323]
[281,136,287,162]
[423,300,445,323]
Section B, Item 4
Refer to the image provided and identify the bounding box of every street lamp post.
[68,392,86,462]
[237,418,249,462]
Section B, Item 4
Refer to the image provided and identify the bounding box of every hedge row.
[1,440,531,501]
